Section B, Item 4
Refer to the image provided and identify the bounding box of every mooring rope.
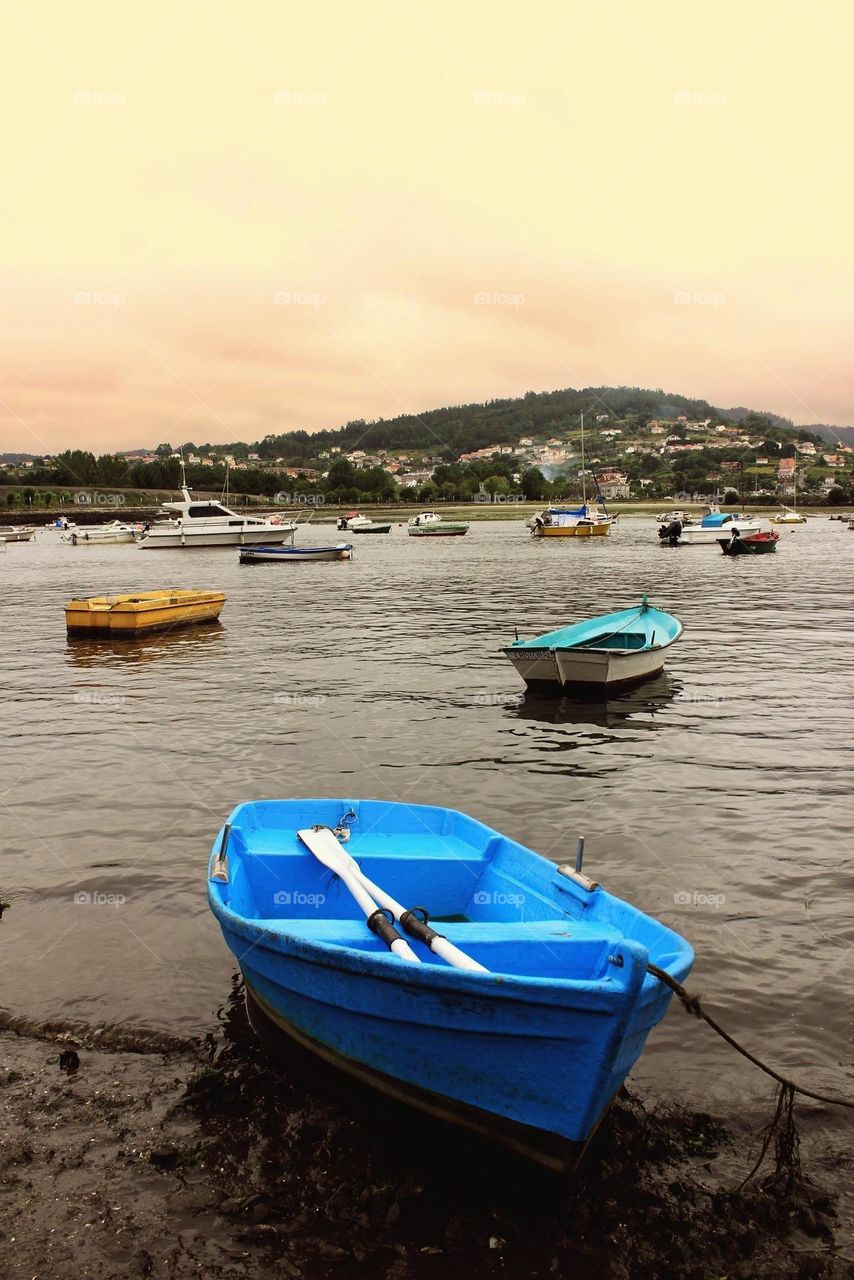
[647,963,854,1110]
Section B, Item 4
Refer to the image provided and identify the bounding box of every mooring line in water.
[647,963,854,1110]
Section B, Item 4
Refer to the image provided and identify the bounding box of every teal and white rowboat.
[504,598,683,690]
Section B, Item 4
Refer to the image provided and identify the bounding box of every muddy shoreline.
[2,990,851,1280]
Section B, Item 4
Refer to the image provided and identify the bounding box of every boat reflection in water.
[65,618,226,669]
[513,672,679,730]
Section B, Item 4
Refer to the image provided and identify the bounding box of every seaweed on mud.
[169,978,848,1280]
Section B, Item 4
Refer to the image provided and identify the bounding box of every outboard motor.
[665,514,686,545]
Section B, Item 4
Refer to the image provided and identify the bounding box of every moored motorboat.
[407,511,469,536]
[239,543,353,563]
[61,520,139,545]
[503,597,683,690]
[768,507,807,525]
[207,797,693,1169]
[718,529,780,555]
[337,512,392,534]
[0,522,36,542]
[668,506,762,545]
[65,590,226,635]
[655,509,693,526]
[138,466,297,549]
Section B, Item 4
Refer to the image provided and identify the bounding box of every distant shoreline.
[2,498,848,526]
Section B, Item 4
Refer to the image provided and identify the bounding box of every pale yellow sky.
[1,0,852,452]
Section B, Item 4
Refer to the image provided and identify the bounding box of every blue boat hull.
[208,799,693,1168]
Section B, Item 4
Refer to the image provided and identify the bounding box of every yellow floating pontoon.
[65,590,226,635]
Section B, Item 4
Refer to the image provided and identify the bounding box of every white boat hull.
[0,526,36,542]
[139,523,296,549]
[679,519,762,545]
[62,529,137,545]
[505,645,669,689]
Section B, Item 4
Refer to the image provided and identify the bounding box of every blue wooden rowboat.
[208,798,693,1169]
[503,597,683,691]
[238,543,353,563]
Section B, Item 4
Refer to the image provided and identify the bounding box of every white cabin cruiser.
[674,507,762,545]
[139,486,297,549]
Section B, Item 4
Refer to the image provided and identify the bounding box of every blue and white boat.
[503,597,683,690]
[208,798,693,1169]
[238,542,353,563]
[677,506,761,545]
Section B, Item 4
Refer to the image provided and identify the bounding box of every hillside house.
[600,481,631,499]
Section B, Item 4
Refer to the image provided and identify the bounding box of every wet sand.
[2,996,851,1280]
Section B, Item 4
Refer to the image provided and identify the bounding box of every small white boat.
[61,520,139,545]
[239,543,353,563]
[504,598,683,691]
[0,525,36,542]
[655,509,693,526]
[337,512,392,534]
[768,507,807,525]
[407,511,469,536]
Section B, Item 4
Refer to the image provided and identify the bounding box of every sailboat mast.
[581,411,586,503]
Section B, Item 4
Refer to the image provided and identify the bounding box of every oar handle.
[367,908,419,962]
[399,907,488,973]
[210,823,231,882]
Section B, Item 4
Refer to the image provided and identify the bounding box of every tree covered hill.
[251,386,740,463]
[3,384,851,508]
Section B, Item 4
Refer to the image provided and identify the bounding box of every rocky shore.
[1,995,851,1280]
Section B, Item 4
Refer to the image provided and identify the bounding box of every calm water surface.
[3,518,852,1144]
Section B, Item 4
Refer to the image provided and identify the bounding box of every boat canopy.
[699,511,737,528]
[544,505,590,517]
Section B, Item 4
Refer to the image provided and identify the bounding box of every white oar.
[297,827,420,964]
[308,826,487,973]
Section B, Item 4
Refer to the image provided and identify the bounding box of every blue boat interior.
[210,799,692,984]
[508,602,682,654]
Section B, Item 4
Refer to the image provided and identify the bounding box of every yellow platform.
[65,590,226,635]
